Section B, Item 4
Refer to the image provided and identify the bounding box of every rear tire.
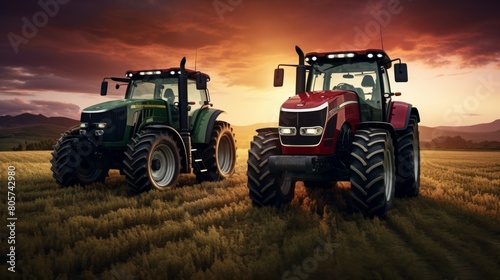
[350,128,396,217]
[195,121,236,181]
[247,129,295,206]
[51,128,108,187]
[123,130,180,195]
[395,115,420,197]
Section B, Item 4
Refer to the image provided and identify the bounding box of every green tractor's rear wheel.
[195,121,236,182]
[395,115,420,197]
[51,128,108,187]
[350,128,396,217]
[247,129,295,206]
[123,130,180,195]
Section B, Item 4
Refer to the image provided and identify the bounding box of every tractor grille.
[81,107,127,142]
[279,107,327,146]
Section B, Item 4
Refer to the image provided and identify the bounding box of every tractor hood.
[281,90,357,112]
[82,99,166,113]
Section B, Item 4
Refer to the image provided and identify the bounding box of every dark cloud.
[0,0,498,117]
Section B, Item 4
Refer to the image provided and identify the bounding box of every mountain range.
[0,113,499,151]
[0,113,78,150]
[0,113,78,128]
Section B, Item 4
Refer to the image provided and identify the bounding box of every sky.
[0,0,499,127]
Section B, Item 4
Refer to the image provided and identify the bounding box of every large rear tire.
[395,115,420,197]
[195,121,236,182]
[247,129,295,206]
[350,128,396,217]
[51,128,108,187]
[123,130,180,195]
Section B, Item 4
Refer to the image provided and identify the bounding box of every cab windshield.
[128,77,208,108]
[309,61,383,121]
[310,61,380,100]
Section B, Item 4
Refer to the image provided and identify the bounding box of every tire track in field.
[297,192,495,279]
[388,196,500,279]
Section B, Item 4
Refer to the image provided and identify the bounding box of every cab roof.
[305,49,391,64]
[125,68,210,80]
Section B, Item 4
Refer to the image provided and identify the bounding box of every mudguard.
[388,101,420,130]
[191,108,224,143]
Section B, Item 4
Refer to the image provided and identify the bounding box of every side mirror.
[274,68,284,87]
[394,63,408,82]
[196,73,207,90]
[100,81,108,96]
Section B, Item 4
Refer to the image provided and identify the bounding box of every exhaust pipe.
[178,57,192,170]
[295,45,306,94]
[179,57,189,132]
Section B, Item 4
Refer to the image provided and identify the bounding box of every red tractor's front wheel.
[247,129,295,206]
[350,128,396,217]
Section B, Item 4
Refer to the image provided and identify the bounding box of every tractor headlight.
[279,127,297,136]
[95,122,107,129]
[79,123,88,135]
[300,126,323,136]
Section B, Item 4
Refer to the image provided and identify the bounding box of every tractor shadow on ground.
[85,171,202,197]
[292,181,354,217]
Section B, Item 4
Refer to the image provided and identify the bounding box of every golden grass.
[0,150,499,279]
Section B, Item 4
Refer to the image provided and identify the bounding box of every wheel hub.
[152,158,161,171]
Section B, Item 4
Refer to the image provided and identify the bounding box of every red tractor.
[247,46,420,217]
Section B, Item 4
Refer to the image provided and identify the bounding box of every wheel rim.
[217,133,235,175]
[384,142,395,202]
[150,143,176,187]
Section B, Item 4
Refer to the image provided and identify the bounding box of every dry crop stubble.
[0,149,498,279]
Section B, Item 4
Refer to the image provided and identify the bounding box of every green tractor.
[51,57,237,194]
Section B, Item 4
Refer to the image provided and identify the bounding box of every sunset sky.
[1,0,499,127]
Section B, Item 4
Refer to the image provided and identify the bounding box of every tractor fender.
[355,121,398,156]
[191,108,225,144]
[142,124,189,173]
[388,101,420,130]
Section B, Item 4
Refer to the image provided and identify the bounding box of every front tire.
[247,129,295,206]
[350,128,396,217]
[123,130,180,195]
[195,121,236,182]
[395,115,420,197]
[51,128,108,187]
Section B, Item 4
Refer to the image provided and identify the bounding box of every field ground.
[0,150,499,279]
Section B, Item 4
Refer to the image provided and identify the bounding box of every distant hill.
[234,120,500,149]
[1,113,498,151]
[420,120,500,143]
[0,113,78,128]
[434,119,500,133]
[0,113,78,151]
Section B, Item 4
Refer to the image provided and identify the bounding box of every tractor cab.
[101,68,211,130]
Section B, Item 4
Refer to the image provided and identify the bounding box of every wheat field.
[0,149,499,279]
